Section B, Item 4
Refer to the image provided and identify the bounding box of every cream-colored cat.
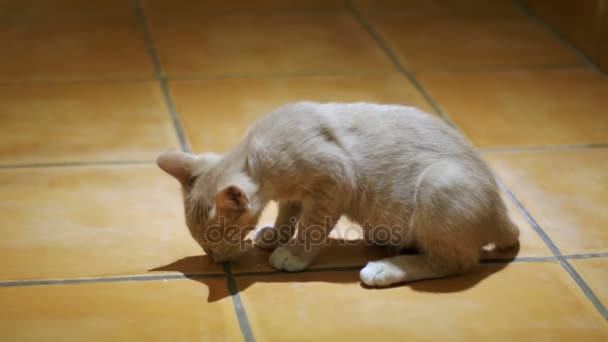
[157,102,519,287]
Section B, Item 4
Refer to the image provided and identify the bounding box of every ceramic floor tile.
[0,0,131,17]
[485,149,608,255]
[354,0,522,18]
[0,278,241,341]
[418,68,608,147]
[369,16,582,71]
[0,16,153,81]
[237,263,608,341]
[169,75,435,153]
[143,0,345,15]
[0,81,179,164]
[149,13,394,78]
[570,258,608,306]
[0,165,220,280]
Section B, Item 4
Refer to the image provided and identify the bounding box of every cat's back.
[245,101,472,158]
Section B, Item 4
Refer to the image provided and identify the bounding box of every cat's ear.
[156,150,197,185]
[215,185,249,211]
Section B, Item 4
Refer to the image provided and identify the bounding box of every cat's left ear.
[215,185,249,211]
[156,150,197,185]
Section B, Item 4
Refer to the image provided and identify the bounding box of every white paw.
[269,246,310,272]
[253,225,279,249]
[360,260,406,287]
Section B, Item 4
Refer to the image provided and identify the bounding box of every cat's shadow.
[149,242,519,303]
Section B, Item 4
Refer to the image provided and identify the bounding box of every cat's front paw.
[360,260,406,287]
[269,246,310,272]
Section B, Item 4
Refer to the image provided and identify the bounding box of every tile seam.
[130,0,190,152]
[513,0,607,77]
[223,263,256,342]
[2,254,607,287]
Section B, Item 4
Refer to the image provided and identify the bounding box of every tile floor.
[0,0,607,340]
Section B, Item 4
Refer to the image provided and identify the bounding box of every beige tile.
[0,278,241,341]
[570,258,608,306]
[237,263,608,340]
[485,149,608,254]
[355,0,522,18]
[143,0,346,15]
[169,75,435,153]
[149,13,394,78]
[0,16,153,81]
[418,68,608,147]
[0,165,220,280]
[0,0,132,17]
[0,81,178,164]
[370,16,582,71]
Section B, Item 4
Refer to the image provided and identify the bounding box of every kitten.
[157,101,519,287]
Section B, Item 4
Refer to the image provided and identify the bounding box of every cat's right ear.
[156,150,197,185]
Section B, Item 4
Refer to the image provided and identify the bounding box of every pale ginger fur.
[157,102,519,287]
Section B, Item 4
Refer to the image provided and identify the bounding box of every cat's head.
[156,150,257,262]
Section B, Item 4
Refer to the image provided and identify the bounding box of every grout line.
[1,142,606,171]
[513,0,606,77]
[494,141,608,322]
[480,256,556,263]
[134,0,248,336]
[158,79,190,152]
[0,160,154,169]
[167,71,395,81]
[496,179,563,256]
[0,141,605,171]
[479,143,608,154]
[0,273,225,287]
[346,0,453,125]
[409,63,588,73]
[349,0,608,321]
[2,253,607,287]
[0,77,157,86]
[0,62,594,86]
[130,0,190,153]
[560,259,608,319]
[223,263,256,342]
[164,62,588,79]
[0,9,348,20]
[565,252,608,260]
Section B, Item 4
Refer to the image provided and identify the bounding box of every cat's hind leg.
[360,251,478,287]
[361,161,494,287]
